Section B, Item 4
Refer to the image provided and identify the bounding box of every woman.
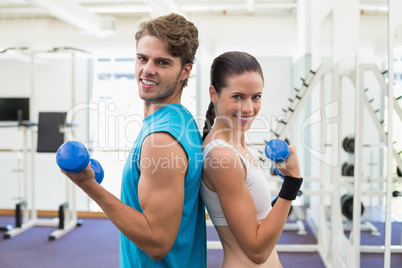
[201,51,303,267]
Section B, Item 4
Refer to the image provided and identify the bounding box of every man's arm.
[61,132,187,261]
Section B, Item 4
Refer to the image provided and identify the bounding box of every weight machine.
[2,47,91,240]
[0,121,35,237]
[339,64,402,261]
[256,61,402,267]
[251,63,339,267]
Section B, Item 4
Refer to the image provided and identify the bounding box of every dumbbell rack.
[340,133,385,237]
[259,63,339,266]
[354,64,402,173]
[271,62,334,140]
[259,60,400,266]
[342,64,402,174]
[340,63,402,267]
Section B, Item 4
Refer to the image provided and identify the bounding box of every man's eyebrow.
[154,57,174,64]
[136,53,174,63]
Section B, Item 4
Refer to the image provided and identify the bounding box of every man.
[62,13,206,267]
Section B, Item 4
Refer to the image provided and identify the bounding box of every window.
[88,55,198,211]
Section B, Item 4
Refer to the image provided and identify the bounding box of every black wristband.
[278,176,303,201]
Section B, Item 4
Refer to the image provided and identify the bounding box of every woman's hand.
[274,145,301,178]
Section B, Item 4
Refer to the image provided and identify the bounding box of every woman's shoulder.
[203,138,244,174]
[203,139,234,156]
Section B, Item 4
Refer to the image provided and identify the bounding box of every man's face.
[135,35,191,104]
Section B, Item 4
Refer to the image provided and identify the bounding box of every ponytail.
[202,102,215,141]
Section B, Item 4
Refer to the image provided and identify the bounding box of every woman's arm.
[203,145,300,264]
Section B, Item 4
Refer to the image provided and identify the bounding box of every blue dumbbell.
[265,139,290,178]
[56,141,104,184]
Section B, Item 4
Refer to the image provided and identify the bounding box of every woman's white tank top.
[200,139,272,226]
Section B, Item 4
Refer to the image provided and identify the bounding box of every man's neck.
[142,85,184,117]
[143,99,181,118]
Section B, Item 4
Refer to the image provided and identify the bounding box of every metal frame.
[337,63,401,267]
[225,61,401,267]
[3,48,89,240]
[2,124,63,239]
[274,63,336,268]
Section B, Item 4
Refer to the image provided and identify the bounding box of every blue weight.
[265,139,290,163]
[90,158,104,184]
[275,169,284,178]
[56,141,90,174]
[56,141,104,184]
[265,139,290,178]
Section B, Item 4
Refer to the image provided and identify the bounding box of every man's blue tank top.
[120,104,206,268]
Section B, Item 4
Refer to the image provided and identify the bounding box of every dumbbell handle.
[56,141,104,184]
[265,139,290,178]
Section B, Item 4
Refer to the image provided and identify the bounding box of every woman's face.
[211,71,264,133]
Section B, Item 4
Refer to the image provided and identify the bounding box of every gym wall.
[0,11,391,213]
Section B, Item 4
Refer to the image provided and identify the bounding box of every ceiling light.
[146,0,185,18]
[24,0,115,38]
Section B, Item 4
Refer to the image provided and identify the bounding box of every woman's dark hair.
[202,51,264,140]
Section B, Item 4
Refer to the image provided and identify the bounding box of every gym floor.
[1,206,401,268]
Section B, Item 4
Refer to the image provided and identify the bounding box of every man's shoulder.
[146,104,202,149]
[161,104,193,120]
[157,104,198,131]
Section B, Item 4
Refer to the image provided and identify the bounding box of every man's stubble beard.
[140,72,183,104]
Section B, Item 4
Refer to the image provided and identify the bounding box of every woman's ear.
[209,85,218,104]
